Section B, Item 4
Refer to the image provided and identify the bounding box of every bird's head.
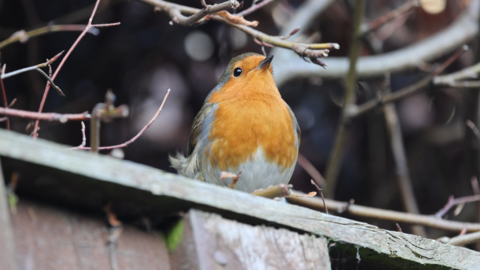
[211,53,276,97]
[226,53,274,78]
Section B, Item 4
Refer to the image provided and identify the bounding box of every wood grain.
[0,129,479,269]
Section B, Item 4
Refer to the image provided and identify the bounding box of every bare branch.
[442,80,480,88]
[297,153,325,187]
[35,68,65,97]
[383,73,426,237]
[435,194,480,218]
[143,0,339,55]
[237,0,275,17]
[279,27,300,40]
[324,0,364,198]
[7,98,16,109]
[287,191,480,232]
[272,0,480,85]
[90,91,130,153]
[467,120,480,139]
[361,0,419,35]
[1,52,65,97]
[349,46,467,118]
[69,122,87,150]
[2,51,63,79]
[161,0,242,26]
[0,64,9,130]
[448,231,480,246]
[251,184,290,199]
[434,61,480,86]
[33,0,120,139]
[210,11,258,27]
[0,107,89,122]
[91,22,121,28]
[73,89,170,151]
[311,180,328,214]
[0,25,99,50]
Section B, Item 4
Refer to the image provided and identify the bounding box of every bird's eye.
[233,67,243,77]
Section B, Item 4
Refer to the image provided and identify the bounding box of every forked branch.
[142,0,339,62]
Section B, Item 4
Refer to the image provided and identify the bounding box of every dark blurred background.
[0,0,477,236]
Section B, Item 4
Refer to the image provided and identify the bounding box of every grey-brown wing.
[286,103,301,146]
[187,102,215,157]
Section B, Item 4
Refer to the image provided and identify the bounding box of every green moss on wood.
[165,219,184,252]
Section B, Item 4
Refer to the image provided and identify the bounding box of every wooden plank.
[0,159,17,270]
[0,129,479,269]
[10,199,171,270]
[170,209,331,270]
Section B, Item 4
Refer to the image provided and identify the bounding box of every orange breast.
[206,83,297,172]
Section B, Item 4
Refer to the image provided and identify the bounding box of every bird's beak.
[257,55,274,70]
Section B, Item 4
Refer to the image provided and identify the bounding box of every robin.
[170,52,300,193]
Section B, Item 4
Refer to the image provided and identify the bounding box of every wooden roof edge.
[0,129,478,269]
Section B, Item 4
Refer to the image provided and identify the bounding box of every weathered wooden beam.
[0,129,479,269]
[10,199,171,270]
[0,158,17,270]
[170,210,331,270]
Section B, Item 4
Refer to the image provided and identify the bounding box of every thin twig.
[311,180,328,214]
[1,52,65,96]
[279,28,300,40]
[349,45,468,118]
[440,80,480,88]
[0,24,99,50]
[34,68,65,97]
[251,184,291,199]
[448,231,480,246]
[32,0,120,139]
[472,177,480,195]
[472,177,480,250]
[297,153,326,187]
[208,11,258,27]
[229,171,242,189]
[383,73,426,237]
[324,0,364,198]
[287,192,317,198]
[286,191,480,232]
[467,120,480,139]
[360,0,418,35]
[7,98,16,108]
[73,89,170,150]
[0,107,90,122]
[434,61,480,86]
[237,0,275,17]
[1,59,59,78]
[1,52,63,80]
[91,23,121,28]
[0,73,9,130]
[435,194,480,218]
[69,122,87,150]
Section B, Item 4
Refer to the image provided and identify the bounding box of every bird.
[170,52,300,193]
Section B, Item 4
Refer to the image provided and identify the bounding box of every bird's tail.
[169,152,199,179]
